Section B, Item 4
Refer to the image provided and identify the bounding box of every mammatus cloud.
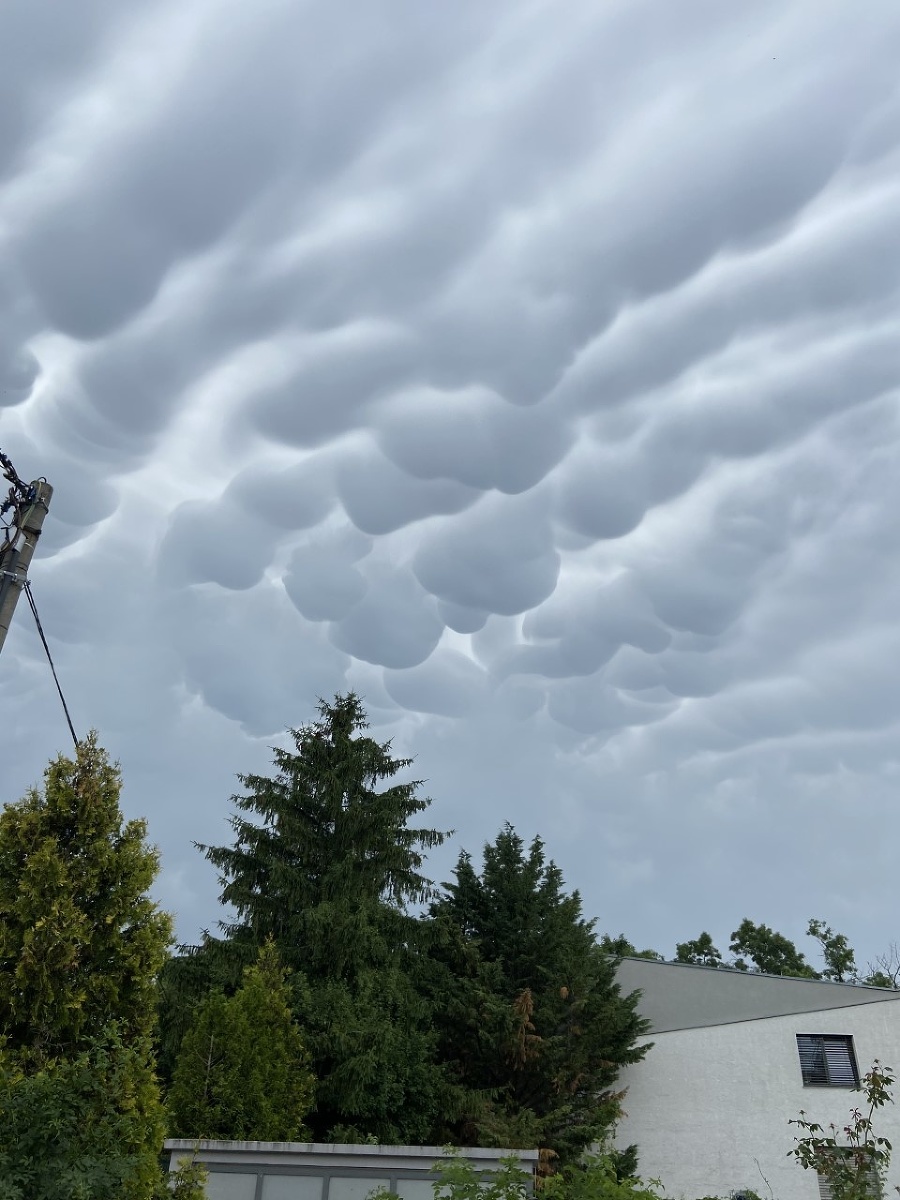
[1,0,900,962]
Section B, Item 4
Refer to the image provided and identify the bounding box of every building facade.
[613,958,900,1200]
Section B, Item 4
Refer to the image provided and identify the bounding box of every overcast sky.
[2,0,899,968]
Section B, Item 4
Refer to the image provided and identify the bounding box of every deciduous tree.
[729,919,819,977]
[674,932,724,968]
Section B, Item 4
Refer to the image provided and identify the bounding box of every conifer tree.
[425,825,649,1165]
[0,734,180,1199]
[0,734,172,1067]
[195,693,451,1142]
[167,941,314,1140]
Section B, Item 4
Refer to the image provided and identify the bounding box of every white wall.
[614,1000,900,1200]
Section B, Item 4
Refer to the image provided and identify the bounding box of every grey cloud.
[227,461,335,532]
[247,323,420,450]
[4,0,900,968]
[170,583,350,736]
[158,499,275,591]
[510,574,671,680]
[335,443,479,536]
[283,529,371,623]
[329,562,443,669]
[376,386,572,495]
[0,0,148,183]
[383,650,487,718]
[413,495,560,615]
[546,677,676,738]
[437,602,488,634]
[554,444,652,541]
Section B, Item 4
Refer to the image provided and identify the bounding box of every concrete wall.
[614,999,900,1200]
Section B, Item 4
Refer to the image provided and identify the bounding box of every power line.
[23,580,78,749]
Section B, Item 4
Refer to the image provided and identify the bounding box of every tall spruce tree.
[424,825,649,1165]
[0,734,180,1199]
[195,693,451,1142]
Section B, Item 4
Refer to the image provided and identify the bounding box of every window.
[816,1154,882,1200]
[797,1035,859,1087]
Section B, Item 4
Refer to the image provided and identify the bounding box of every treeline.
[1,692,891,1195]
[604,919,898,987]
[0,694,651,1195]
[158,693,648,1162]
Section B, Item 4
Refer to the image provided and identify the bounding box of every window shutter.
[823,1038,858,1087]
[797,1035,828,1085]
[817,1172,834,1200]
[796,1035,859,1086]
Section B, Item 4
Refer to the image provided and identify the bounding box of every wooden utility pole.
[0,454,53,659]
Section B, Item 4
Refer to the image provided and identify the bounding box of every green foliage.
[599,936,664,962]
[729,919,819,977]
[425,825,650,1164]
[540,1153,663,1200]
[193,693,452,1142]
[391,1149,662,1200]
[167,940,314,1140]
[166,1158,208,1199]
[674,933,723,968]
[807,919,857,982]
[0,733,173,1069]
[0,1028,165,1200]
[789,1061,894,1200]
[430,1151,531,1200]
[0,736,176,1195]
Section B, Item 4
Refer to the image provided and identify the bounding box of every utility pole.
[0,450,53,659]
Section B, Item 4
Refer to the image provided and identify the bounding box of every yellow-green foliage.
[0,735,177,1198]
[0,734,172,1068]
[168,940,314,1140]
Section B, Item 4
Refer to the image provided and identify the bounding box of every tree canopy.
[0,735,192,1200]
[167,940,314,1140]
[0,734,172,1069]
[425,824,649,1165]
[190,693,452,1142]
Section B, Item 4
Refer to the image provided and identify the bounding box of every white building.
[613,958,900,1200]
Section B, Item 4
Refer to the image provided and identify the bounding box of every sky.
[1,0,900,970]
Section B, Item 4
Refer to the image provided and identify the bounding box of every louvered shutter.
[796,1035,859,1086]
[817,1159,882,1200]
[797,1034,828,1085]
[823,1037,859,1086]
[817,1172,834,1200]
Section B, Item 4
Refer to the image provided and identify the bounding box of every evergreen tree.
[0,734,172,1068]
[195,693,451,1142]
[425,825,649,1165]
[167,941,314,1140]
[0,1031,166,1200]
[0,735,178,1199]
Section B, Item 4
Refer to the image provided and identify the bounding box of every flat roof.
[164,1141,539,1166]
[616,956,900,1033]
